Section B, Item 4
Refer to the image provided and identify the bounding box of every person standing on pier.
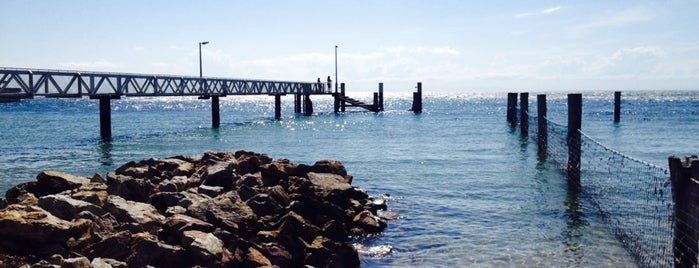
[327,76,332,91]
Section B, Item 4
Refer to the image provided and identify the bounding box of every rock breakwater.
[0,151,389,267]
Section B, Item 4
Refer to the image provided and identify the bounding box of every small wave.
[353,243,393,259]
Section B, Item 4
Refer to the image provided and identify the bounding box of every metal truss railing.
[0,67,332,98]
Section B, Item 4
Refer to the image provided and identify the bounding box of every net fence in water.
[525,112,675,267]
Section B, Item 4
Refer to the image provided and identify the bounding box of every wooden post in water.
[303,94,313,116]
[614,91,621,123]
[274,94,282,120]
[378,82,384,111]
[411,82,422,114]
[211,96,220,128]
[669,156,699,268]
[507,93,517,125]
[98,96,111,141]
[340,83,346,112]
[295,94,302,114]
[567,94,582,190]
[520,92,529,137]
[537,94,547,153]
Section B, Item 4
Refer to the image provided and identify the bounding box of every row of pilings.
[507,91,699,268]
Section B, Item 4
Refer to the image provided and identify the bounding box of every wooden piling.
[411,82,422,114]
[669,156,699,268]
[99,96,111,141]
[614,91,621,123]
[340,83,346,112]
[378,83,384,111]
[211,96,220,128]
[303,94,313,116]
[373,92,379,111]
[567,93,582,190]
[274,94,282,120]
[537,94,547,154]
[295,94,302,114]
[520,92,529,137]
[507,93,517,125]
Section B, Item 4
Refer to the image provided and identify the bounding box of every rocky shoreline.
[0,151,390,267]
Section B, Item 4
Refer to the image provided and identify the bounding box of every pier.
[0,67,414,141]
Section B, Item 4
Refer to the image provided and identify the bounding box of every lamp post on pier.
[199,41,209,77]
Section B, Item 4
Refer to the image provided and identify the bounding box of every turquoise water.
[1,91,697,266]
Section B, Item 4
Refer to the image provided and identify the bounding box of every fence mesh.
[525,112,675,267]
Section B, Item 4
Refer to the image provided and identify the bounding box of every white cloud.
[515,6,562,19]
[574,7,655,31]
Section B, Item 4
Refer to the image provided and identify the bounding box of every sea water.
[1,90,697,267]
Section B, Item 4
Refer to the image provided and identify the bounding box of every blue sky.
[1,1,698,92]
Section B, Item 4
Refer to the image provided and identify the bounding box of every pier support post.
[295,94,302,114]
[373,92,379,112]
[378,82,384,111]
[333,93,340,114]
[411,82,422,114]
[340,83,346,112]
[211,96,220,128]
[520,92,529,137]
[669,156,699,268]
[98,96,111,141]
[614,91,621,123]
[303,94,313,116]
[567,93,582,190]
[507,93,517,126]
[274,94,282,120]
[537,94,547,154]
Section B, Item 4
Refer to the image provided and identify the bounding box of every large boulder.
[181,230,225,263]
[104,196,165,233]
[0,204,74,244]
[38,194,104,221]
[35,171,90,197]
[186,191,255,225]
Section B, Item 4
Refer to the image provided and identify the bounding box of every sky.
[1,1,698,93]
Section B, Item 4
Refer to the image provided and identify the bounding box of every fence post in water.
[507,93,517,126]
[537,94,547,153]
[567,93,582,190]
[669,156,699,268]
[614,91,621,123]
[295,94,302,114]
[520,92,529,137]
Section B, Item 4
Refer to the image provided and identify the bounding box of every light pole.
[199,41,209,77]
[335,45,338,93]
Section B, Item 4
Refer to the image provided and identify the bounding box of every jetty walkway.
[0,67,390,141]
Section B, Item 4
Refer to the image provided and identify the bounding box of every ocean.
[1,90,697,267]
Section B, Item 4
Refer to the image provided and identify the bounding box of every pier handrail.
[0,67,332,98]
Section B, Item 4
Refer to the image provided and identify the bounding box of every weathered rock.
[156,180,178,192]
[70,190,108,208]
[164,214,214,234]
[104,196,164,233]
[0,205,73,244]
[4,181,38,204]
[38,194,104,221]
[304,236,360,268]
[35,171,90,197]
[149,192,187,213]
[106,173,154,203]
[202,160,237,190]
[261,162,288,186]
[60,257,90,268]
[269,185,291,207]
[158,157,195,177]
[352,210,387,234]
[181,230,225,263]
[311,159,348,177]
[186,191,255,225]
[246,193,283,217]
[91,257,127,268]
[245,246,272,267]
[81,231,132,260]
[126,233,186,268]
[198,184,224,198]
